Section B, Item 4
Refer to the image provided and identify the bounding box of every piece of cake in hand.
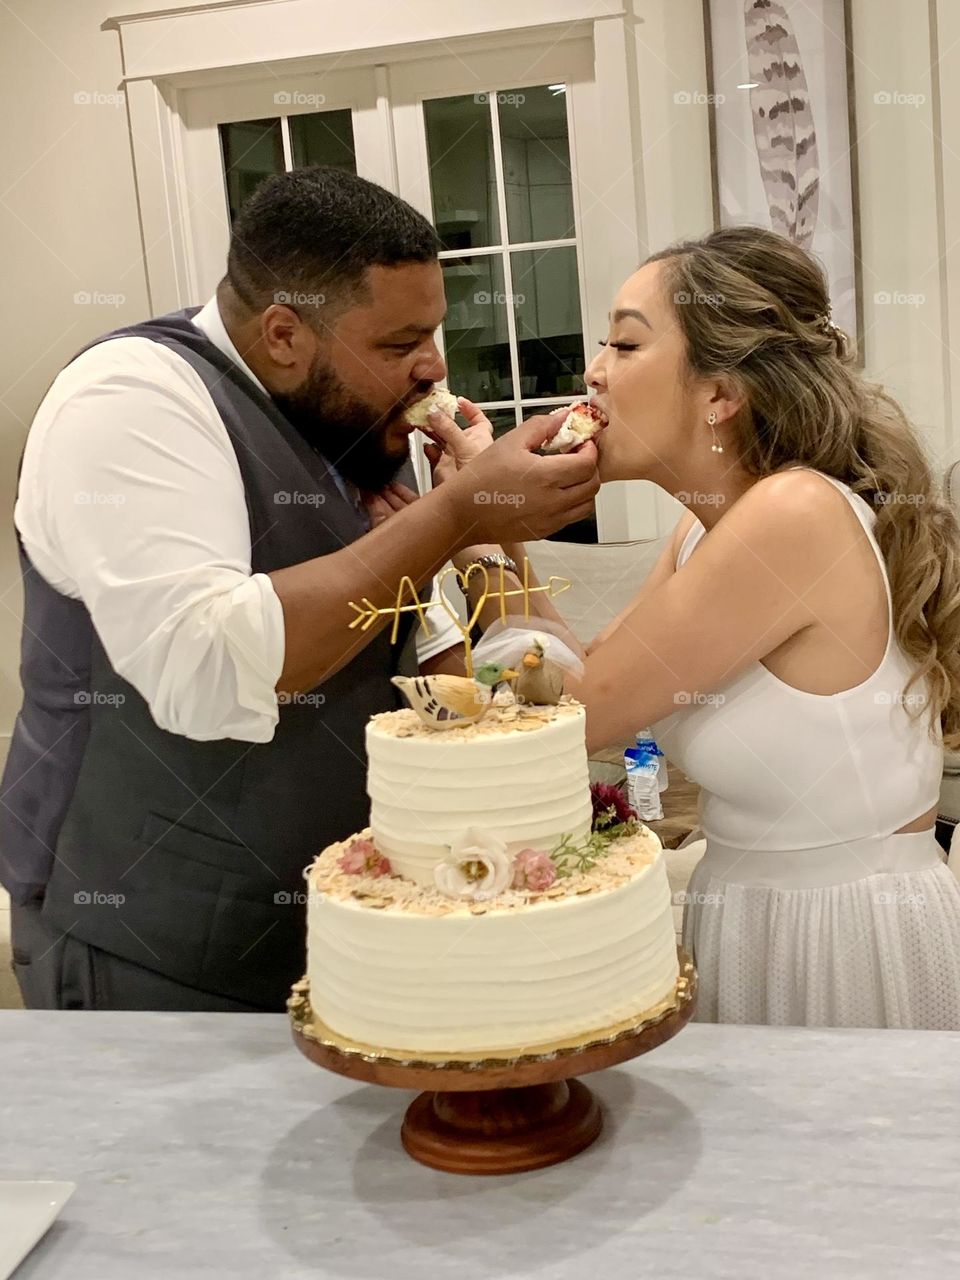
[542,402,608,454]
[403,387,458,429]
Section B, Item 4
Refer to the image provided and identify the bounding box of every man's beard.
[273,354,421,491]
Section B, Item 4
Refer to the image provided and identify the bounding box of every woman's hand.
[362,481,419,528]
[422,397,494,485]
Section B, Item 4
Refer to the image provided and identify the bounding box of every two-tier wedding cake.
[302,698,680,1055]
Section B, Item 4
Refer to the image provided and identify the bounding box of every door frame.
[120,14,663,537]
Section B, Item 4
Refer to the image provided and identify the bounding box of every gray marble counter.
[1,1012,958,1278]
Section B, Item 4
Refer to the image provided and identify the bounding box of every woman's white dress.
[651,470,960,1029]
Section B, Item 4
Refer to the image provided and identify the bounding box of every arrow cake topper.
[348,558,571,677]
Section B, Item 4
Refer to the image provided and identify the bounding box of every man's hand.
[362,481,418,528]
[444,413,600,544]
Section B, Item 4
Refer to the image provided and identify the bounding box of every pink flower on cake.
[338,838,392,878]
[434,828,512,901]
[512,848,557,892]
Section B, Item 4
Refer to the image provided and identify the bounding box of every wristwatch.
[468,552,520,579]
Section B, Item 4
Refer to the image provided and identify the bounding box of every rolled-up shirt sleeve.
[15,339,285,742]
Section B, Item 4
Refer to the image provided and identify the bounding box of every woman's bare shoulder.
[727,469,856,537]
[709,469,864,582]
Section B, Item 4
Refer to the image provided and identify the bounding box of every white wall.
[0,0,203,750]
[0,0,958,740]
[850,0,954,463]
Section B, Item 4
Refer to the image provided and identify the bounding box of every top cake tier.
[366,699,593,887]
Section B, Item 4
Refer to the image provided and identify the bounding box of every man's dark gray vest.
[0,308,417,1008]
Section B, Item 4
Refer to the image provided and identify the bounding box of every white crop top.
[651,470,943,851]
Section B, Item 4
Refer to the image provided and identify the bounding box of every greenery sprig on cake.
[548,784,641,879]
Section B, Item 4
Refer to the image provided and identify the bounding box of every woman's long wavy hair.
[647,226,960,748]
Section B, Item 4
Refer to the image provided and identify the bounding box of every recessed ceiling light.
[737,82,760,90]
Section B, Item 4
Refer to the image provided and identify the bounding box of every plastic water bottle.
[624,729,664,820]
[636,728,669,793]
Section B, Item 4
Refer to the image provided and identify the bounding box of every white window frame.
[113,1,683,538]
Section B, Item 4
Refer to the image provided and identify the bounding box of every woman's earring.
[707,411,723,454]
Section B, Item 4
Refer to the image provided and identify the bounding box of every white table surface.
[1,1012,958,1279]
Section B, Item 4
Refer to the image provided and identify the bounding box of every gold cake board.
[289,949,696,1175]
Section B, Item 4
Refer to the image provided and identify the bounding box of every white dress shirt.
[14,299,460,744]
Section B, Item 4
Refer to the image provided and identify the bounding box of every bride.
[419,224,960,1031]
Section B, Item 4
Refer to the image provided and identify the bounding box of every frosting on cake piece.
[403,387,458,428]
[542,402,608,454]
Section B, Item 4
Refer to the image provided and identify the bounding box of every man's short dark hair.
[224,166,441,319]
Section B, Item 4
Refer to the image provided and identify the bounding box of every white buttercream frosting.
[366,702,593,886]
[306,829,680,1054]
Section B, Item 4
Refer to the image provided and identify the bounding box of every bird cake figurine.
[511,640,565,706]
[391,661,518,729]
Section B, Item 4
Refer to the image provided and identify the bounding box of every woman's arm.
[570,473,841,753]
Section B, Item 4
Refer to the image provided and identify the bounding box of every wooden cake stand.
[289,950,696,1176]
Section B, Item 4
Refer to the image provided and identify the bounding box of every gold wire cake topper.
[348,558,571,677]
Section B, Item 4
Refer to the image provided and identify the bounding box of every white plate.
[0,1182,75,1278]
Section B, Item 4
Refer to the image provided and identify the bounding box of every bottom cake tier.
[304,827,680,1055]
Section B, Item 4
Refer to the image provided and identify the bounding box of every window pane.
[511,246,585,398]
[289,109,356,172]
[481,407,520,439]
[220,118,284,223]
[424,95,500,250]
[441,256,513,403]
[500,85,575,243]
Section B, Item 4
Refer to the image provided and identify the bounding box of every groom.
[3,166,599,1012]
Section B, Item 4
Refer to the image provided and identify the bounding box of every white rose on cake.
[434,828,513,901]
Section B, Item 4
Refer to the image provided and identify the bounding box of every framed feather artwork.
[703,0,863,358]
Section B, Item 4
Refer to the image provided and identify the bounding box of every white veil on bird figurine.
[472,617,585,708]
[391,618,584,729]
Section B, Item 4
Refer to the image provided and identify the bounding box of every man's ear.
[260,304,314,372]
